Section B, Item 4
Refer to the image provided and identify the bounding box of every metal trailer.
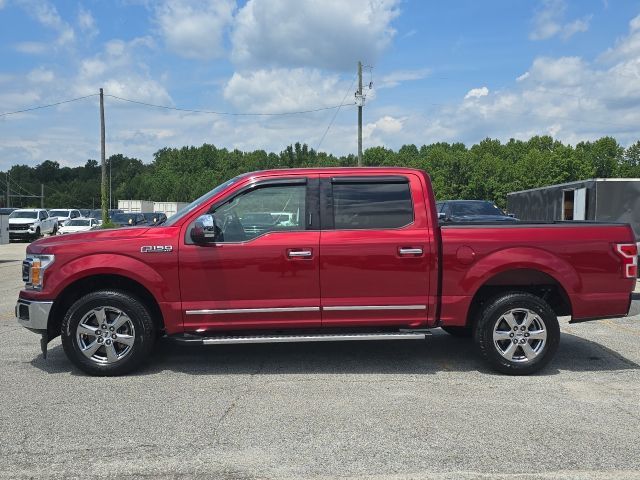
[117,200,155,214]
[507,178,640,240]
[153,201,188,217]
[0,215,9,245]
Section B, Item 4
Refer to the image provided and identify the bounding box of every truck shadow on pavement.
[30,329,638,376]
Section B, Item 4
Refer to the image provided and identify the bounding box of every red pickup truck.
[16,168,638,376]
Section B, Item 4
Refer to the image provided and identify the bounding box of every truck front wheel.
[474,292,560,375]
[61,290,156,376]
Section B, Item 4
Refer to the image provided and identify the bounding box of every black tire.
[34,227,41,239]
[51,224,57,235]
[474,292,560,375]
[441,326,472,338]
[61,290,156,376]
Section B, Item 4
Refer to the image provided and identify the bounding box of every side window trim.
[321,176,415,231]
[185,177,318,245]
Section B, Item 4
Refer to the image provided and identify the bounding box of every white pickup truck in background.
[9,209,58,241]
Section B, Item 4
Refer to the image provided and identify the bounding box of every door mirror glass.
[191,214,219,244]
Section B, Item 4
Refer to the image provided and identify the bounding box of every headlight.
[22,254,55,290]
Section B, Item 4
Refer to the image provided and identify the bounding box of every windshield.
[66,219,91,226]
[450,201,505,216]
[111,213,138,223]
[89,210,102,218]
[9,211,37,219]
[49,210,70,216]
[164,176,241,226]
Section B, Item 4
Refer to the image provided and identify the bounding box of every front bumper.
[10,231,36,238]
[16,299,53,331]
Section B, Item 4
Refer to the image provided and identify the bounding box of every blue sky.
[1,0,640,170]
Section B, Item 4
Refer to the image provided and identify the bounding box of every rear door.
[319,173,432,328]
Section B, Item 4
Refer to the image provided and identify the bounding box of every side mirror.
[507,213,516,218]
[437,212,448,221]
[190,214,219,244]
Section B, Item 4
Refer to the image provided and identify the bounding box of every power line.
[104,94,356,116]
[8,175,39,198]
[316,75,357,151]
[0,94,98,117]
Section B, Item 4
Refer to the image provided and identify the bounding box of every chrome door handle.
[288,249,313,258]
[399,247,423,256]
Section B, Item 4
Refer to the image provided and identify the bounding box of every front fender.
[44,253,167,300]
[462,246,581,298]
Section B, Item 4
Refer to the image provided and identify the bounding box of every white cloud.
[371,115,403,134]
[14,41,48,54]
[27,67,55,83]
[231,0,400,70]
[378,68,430,89]
[78,5,97,35]
[154,0,235,60]
[529,0,591,41]
[74,37,171,104]
[464,87,489,99]
[223,68,351,113]
[18,0,76,46]
[600,14,640,62]
[562,16,591,39]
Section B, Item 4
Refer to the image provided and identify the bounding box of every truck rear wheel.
[474,292,559,375]
[61,290,156,376]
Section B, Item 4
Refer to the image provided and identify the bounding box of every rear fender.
[462,247,580,301]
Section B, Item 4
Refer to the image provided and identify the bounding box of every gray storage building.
[507,178,640,240]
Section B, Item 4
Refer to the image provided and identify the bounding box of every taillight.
[615,243,638,278]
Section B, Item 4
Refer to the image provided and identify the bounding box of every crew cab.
[9,208,58,241]
[15,168,638,376]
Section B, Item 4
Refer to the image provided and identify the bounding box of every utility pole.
[100,88,107,224]
[40,184,44,209]
[109,156,112,210]
[357,61,363,166]
[5,171,9,209]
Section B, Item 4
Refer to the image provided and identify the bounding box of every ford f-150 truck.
[15,168,638,376]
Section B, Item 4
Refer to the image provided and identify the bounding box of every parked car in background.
[57,218,100,234]
[48,209,81,226]
[79,209,92,217]
[9,208,57,241]
[110,212,148,227]
[436,200,518,222]
[142,212,167,226]
[0,208,17,215]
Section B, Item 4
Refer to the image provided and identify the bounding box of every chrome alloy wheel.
[75,307,136,364]
[492,308,547,363]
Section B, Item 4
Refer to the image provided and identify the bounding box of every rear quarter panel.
[439,223,636,326]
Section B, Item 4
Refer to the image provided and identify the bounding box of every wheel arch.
[465,268,572,329]
[48,274,165,340]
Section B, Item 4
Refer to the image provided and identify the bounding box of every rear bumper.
[16,299,52,332]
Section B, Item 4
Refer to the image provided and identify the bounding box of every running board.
[170,331,430,346]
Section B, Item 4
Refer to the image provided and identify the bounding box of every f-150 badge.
[140,246,173,253]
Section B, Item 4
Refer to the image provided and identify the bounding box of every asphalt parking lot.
[1,242,640,479]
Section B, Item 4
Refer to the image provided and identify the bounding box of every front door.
[180,176,321,331]
[319,173,432,328]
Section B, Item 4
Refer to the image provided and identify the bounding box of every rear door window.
[331,180,413,230]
